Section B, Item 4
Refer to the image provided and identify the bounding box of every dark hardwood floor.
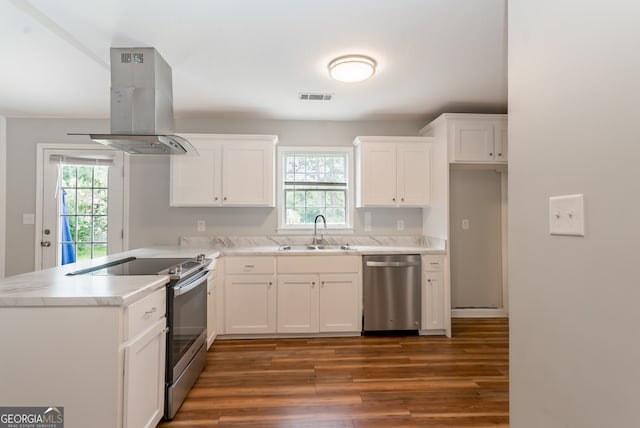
[159,318,508,427]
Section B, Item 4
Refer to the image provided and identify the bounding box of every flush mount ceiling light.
[328,55,377,83]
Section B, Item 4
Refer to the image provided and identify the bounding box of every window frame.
[277,146,354,232]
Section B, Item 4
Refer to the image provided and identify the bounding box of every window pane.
[77,189,93,214]
[305,208,323,224]
[77,166,93,188]
[93,244,107,259]
[76,216,92,243]
[62,166,77,187]
[93,188,108,215]
[66,216,77,241]
[286,208,305,224]
[326,191,345,207]
[305,191,323,207]
[76,244,91,262]
[93,216,108,242]
[325,208,345,224]
[93,167,108,188]
[62,188,77,215]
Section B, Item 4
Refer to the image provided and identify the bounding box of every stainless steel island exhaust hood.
[86,47,195,155]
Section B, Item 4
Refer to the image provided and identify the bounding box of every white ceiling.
[0,0,507,121]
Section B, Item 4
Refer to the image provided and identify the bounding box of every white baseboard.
[452,308,508,318]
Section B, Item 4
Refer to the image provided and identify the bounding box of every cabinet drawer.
[125,288,166,340]
[422,255,444,272]
[225,256,276,274]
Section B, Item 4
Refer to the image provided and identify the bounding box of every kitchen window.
[278,147,353,230]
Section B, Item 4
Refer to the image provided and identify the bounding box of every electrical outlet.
[462,219,469,230]
[397,219,405,231]
[196,220,206,232]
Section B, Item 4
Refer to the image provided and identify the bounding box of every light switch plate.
[549,194,585,236]
[196,220,206,232]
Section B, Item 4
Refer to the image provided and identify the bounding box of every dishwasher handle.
[365,261,420,268]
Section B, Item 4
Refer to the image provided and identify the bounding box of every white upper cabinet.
[420,113,507,164]
[170,134,278,207]
[353,136,433,207]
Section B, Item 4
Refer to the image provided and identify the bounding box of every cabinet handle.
[312,281,315,288]
[498,152,502,157]
[489,152,493,156]
[268,282,273,286]
[321,281,325,287]
[208,291,211,295]
[392,198,396,202]
[214,196,219,201]
[244,265,255,268]
[144,307,158,316]
[427,279,432,283]
[401,198,405,202]
[223,197,227,201]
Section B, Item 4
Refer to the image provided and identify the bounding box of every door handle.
[40,241,51,247]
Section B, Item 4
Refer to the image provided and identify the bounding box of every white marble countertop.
[0,247,217,308]
[0,244,443,307]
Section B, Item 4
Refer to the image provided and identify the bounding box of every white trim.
[452,308,508,318]
[0,116,6,278]
[501,170,509,316]
[35,143,127,270]
[276,146,354,232]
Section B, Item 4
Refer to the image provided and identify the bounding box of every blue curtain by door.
[60,188,75,265]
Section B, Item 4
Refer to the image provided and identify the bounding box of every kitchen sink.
[278,244,353,251]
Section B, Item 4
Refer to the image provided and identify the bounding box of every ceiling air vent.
[299,93,333,101]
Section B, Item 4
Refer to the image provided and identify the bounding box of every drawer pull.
[144,307,158,317]
[244,265,255,268]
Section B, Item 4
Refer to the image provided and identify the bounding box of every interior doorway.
[449,166,508,317]
[36,144,125,270]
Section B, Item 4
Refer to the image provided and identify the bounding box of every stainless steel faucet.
[313,214,327,246]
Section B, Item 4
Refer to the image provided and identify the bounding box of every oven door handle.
[173,270,209,296]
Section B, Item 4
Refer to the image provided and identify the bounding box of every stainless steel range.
[68,254,211,419]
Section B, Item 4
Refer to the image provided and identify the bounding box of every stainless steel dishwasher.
[363,254,422,332]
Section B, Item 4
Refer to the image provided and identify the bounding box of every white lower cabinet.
[123,319,166,428]
[318,273,360,332]
[421,255,448,335]
[224,256,277,334]
[277,256,361,334]
[0,286,167,428]
[277,274,319,333]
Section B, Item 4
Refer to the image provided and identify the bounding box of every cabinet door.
[494,120,508,162]
[277,275,319,333]
[206,271,217,349]
[123,319,166,428]
[422,271,445,331]
[170,143,221,206]
[319,273,360,332]
[225,275,276,334]
[397,143,431,206]
[451,120,495,162]
[222,142,275,206]
[358,142,397,206]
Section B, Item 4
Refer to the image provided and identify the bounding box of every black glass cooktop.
[67,257,193,276]
[90,258,191,276]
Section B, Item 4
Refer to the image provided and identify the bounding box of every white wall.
[509,1,640,426]
[0,116,6,278]
[5,117,427,276]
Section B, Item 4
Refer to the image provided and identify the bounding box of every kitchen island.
[0,247,215,428]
